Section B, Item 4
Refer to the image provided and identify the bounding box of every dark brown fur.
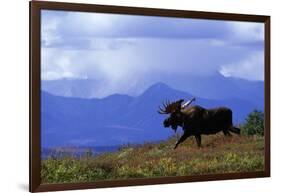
[161,102,240,149]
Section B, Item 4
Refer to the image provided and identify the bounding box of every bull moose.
[158,98,240,149]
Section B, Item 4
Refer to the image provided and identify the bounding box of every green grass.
[41,134,264,184]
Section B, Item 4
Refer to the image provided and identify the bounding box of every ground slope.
[41,134,264,184]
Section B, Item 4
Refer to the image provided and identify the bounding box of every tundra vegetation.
[41,110,265,184]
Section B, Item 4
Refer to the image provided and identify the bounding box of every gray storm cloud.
[41,10,264,97]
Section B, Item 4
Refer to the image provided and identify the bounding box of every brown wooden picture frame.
[29,1,270,192]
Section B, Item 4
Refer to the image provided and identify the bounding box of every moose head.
[158,97,195,132]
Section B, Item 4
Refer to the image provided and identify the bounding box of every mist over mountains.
[41,80,263,147]
[42,72,264,104]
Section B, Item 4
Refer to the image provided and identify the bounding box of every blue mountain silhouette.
[41,82,261,147]
[42,73,264,108]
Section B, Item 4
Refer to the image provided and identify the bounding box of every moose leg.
[195,135,202,147]
[229,126,241,135]
[223,129,232,136]
[174,133,191,149]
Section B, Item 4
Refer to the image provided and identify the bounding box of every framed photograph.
[30,1,270,192]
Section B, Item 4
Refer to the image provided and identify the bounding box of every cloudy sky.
[41,10,264,97]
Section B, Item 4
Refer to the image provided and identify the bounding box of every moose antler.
[158,97,196,114]
[181,97,196,109]
[158,99,184,114]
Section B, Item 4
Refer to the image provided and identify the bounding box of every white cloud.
[41,11,64,47]
[219,51,264,81]
[227,21,264,43]
[40,10,265,97]
[42,37,259,96]
[41,10,230,47]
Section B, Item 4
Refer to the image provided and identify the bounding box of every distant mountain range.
[42,73,264,107]
[41,82,263,148]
